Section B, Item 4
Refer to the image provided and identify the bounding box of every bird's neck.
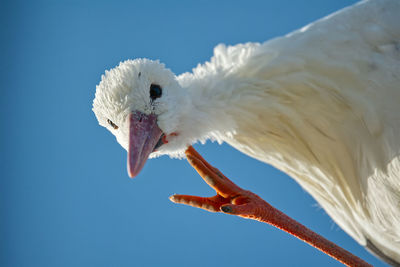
[178,72,243,145]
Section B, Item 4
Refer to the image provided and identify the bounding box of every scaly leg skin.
[169,146,372,267]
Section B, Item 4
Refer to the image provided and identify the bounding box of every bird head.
[93,59,192,178]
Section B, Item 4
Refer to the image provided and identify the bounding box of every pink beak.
[127,111,163,178]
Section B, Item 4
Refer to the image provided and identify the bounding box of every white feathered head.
[93,59,191,177]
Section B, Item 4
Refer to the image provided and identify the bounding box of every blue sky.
[1,0,386,266]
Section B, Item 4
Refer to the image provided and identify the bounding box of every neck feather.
[177,71,245,145]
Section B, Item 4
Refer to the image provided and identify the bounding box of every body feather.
[177,0,400,262]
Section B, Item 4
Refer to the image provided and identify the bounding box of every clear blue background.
[1,0,387,266]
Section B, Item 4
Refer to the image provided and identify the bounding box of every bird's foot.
[169,146,372,267]
[169,146,270,221]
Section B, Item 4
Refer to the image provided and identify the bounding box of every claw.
[170,146,372,267]
[170,146,248,214]
[172,146,264,218]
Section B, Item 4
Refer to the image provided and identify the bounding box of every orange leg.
[170,146,372,267]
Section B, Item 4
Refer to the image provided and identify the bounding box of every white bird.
[93,0,400,265]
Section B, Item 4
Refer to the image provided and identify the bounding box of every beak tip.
[127,161,139,178]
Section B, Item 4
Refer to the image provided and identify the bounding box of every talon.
[172,146,372,267]
[173,146,249,215]
[221,205,233,213]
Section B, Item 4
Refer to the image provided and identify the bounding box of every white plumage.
[93,0,400,264]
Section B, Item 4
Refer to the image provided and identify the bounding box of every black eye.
[107,119,118,130]
[150,84,162,100]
